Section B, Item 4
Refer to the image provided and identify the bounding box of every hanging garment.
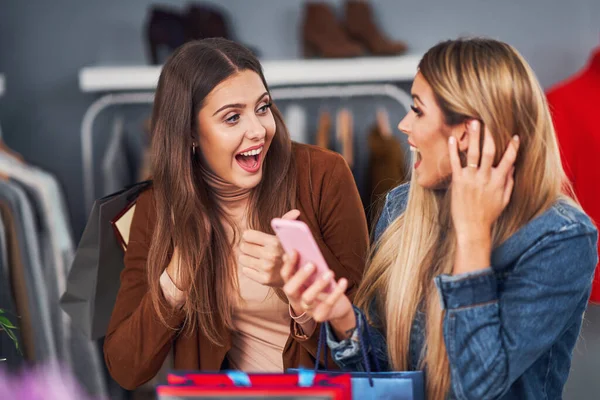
[0,213,25,368]
[0,201,35,361]
[0,156,71,305]
[10,179,68,361]
[316,110,332,150]
[0,157,107,397]
[0,157,69,358]
[285,104,308,144]
[546,48,600,303]
[0,180,56,362]
[336,108,354,168]
[367,122,408,221]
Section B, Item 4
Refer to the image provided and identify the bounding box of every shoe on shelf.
[302,2,364,58]
[344,0,407,56]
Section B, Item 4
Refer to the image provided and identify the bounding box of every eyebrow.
[212,91,270,116]
[412,94,426,109]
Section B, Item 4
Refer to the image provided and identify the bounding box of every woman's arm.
[290,153,369,359]
[438,227,597,399]
[316,154,370,297]
[441,121,597,398]
[103,190,186,390]
[323,185,402,371]
[326,305,391,372]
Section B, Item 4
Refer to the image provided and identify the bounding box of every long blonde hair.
[356,38,571,399]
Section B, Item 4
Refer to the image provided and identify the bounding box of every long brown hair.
[147,38,297,345]
[356,38,572,398]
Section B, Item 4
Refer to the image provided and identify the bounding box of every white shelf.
[79,55,421,93]
[0,74,4,97]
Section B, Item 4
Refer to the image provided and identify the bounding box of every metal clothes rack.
[81,83,413,213]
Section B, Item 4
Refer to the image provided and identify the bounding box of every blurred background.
[0,0,598,399]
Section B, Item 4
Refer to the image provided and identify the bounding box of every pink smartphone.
[271,218,334,292]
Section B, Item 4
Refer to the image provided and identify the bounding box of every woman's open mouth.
[235,145,263,173]
[411,145,422,169]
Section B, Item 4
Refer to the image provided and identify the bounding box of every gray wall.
[0,0,598,236]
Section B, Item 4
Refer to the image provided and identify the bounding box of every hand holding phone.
[278,234,352,326]
[271,218,334,292]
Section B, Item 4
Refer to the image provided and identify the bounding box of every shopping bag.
[289,312,425,400]
[60,180,152,340]
[156,370,351,399]
[111,199,137,251]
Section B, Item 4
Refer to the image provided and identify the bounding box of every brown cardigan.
[104,143,369,390]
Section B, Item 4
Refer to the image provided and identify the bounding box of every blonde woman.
[280,38,598,399]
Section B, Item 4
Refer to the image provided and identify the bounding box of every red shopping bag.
[157,370,351,399]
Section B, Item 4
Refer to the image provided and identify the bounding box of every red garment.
[546,48,600,303]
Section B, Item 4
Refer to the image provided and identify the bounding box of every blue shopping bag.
[290,312,425,400]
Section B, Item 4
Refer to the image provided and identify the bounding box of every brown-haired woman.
[103,38,369,390]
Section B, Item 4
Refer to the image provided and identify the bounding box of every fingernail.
[513,135,519,142]
[449,136,456,145]
[303,263,314,272]
[322,271,333,280]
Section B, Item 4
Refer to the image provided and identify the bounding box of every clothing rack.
[80,84,412,212]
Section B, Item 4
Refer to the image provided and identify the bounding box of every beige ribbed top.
[198,162,316,372]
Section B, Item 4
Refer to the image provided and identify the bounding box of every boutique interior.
[0,1,599,399]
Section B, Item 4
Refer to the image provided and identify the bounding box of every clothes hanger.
[376,107,393,138]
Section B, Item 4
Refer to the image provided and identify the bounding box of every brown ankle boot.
[302,2,363,58]
[344,1,407,56]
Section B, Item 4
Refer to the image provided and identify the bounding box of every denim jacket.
[327,184,598,399]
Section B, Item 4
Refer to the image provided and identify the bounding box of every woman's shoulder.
[551,198,597,234]
[492,197,597,272]
[127,183,156,227]
[381,183,411,221]
[523,198,597,243]
[130,182,154,207]
[537,199,598,252]
[291,142,353,187]
[372,183,410,241]
[292,141,346,167]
